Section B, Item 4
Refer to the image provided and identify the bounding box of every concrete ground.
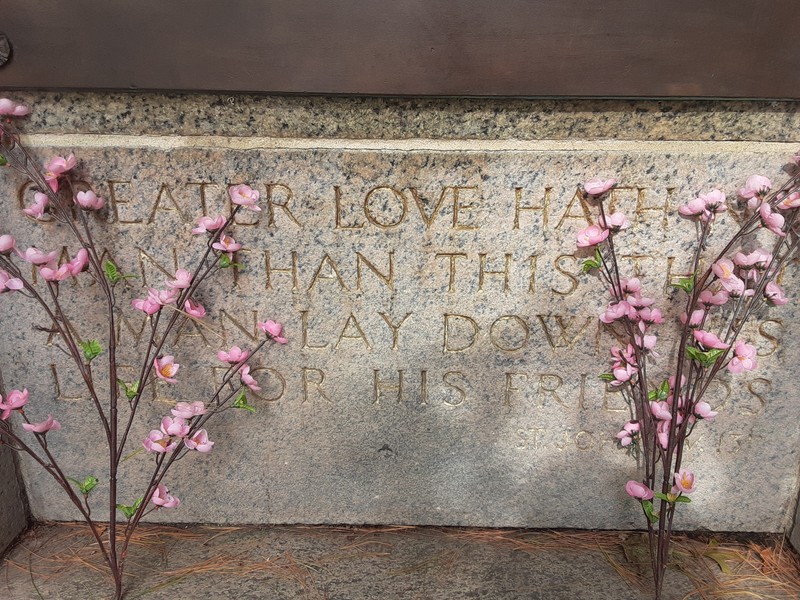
[2,524,798,599]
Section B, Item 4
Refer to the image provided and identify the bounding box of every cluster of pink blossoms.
[0,388,61,433]
[190,183,262,259]
[143,401,213,456]
[578,171,796,514]
[576,178,628,247]
[626,467,696,501]
[132,268,199,316]
[0,235,89,286]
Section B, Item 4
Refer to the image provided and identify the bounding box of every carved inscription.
[32,175,782,457]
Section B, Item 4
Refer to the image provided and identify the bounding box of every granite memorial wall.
[1,94,799,547]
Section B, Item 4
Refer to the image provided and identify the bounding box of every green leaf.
[598,373,616,382]
[581,258,600,273]
[647,389,657,401]
[79,340,103,362]
[673,495,692,503]
[218,254,244,270]
[0,154,7,167]
[642,500,659,523]
[118,379,140,400]
[70,475,99,495]
[653,492,670,501]
[103,260,137,283]
[687,346,725,368]
[670,274,695,294]
[116,497,142,520]
[657,379,670,400]
[232,388,256,413]
[104,260,121,283]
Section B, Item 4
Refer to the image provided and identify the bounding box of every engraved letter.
[443,314,479,352]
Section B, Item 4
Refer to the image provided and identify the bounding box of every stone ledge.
[6,92,800,142]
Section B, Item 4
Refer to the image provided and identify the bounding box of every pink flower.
[693,329,730,350]
[674,468,696,494]
[21,415,61,433]
[191,215,226,235]
[694,401,718,421]
[712,258,735,280]
[259,320,288,344]
[610,344,636,367]
[599,300,633,324]
[650,401,672,421]
[154,356,180,383]
[184,429,214,453]
[728,340,757,373]
[217,346,250,364]
[147,287,178,306]
[167,268,192,289]
[657,420,670,449]
[624,421,640,434]
[0,235,16,255]
[171,401,206,419]
[19,247,58,267]
[0,98,29,116]
[620,278,641,295]
[616,431,633,447]
[229,184,261,211]
[23,192,49,220]
[625,480,654,501]
[0,389,29,420]
[151,483,181,508]
[611,364,636,386]
[583,178,616,196]
[699,189,727,215]
[765,282,789,306]
[131,298,161,315]
[777,192,800,210]
[0,270,23,293]
[143,430,177,453]
[759,203,786,236]
[635,334,657,353]
[599,212,629,232]
[212,234,241,258]
[678,197,706,218]
[40,264,72,282]
[627,294,654,309]
[44,155,76,191]
[679,190,727,222]
[160,416,190,438]
[734,249,771,269]
[738,175,772,200]
[636,308,664,325]
[184,298,206,318]
[698,289,729,307]
[74,190,106,211]
[44,154,77,176]
[239,364,261,391]
[680,309,705,328]
[576,225,609,247]
[719,275,752,298]
[66,249,89,276]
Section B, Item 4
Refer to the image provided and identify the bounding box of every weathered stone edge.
[5,92,800,142]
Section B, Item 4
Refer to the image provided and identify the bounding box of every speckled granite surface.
[0,443,27,556]
[1,139,799,532]
[0,94,799,539]
[6,91,800,141]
